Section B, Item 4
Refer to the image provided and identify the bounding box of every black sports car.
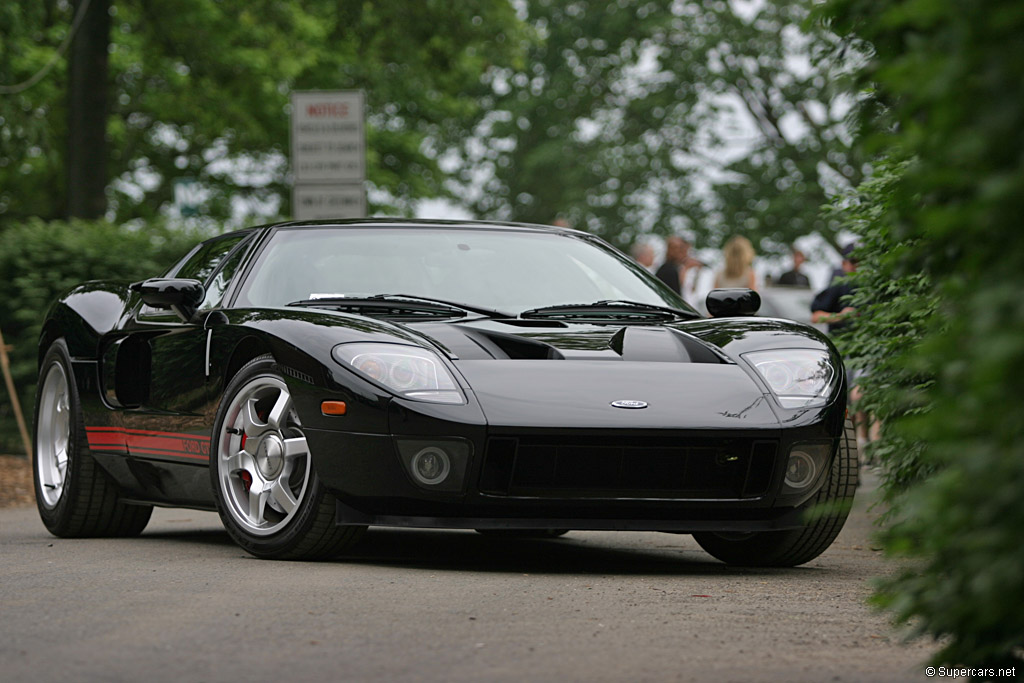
[33,219,856,565]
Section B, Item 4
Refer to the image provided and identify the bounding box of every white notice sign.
[293,185,366,220]
[291,91,365,184]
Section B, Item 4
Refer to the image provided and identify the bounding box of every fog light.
[396,438,471,492]
[784,450,817,489]
[411,447,451,486]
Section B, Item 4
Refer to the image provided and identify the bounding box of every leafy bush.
[0,219,202,453]
[826,158,940,507]
[824,0,1024,669]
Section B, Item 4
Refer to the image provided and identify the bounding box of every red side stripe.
[85,426,210,461]
[85,426,210,440]
[129,449,209,461]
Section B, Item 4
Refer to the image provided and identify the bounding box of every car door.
[100,232,255,465]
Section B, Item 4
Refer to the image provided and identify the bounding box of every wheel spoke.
[248,486,270,525]
[270,479,298,515]
[225,450,256,476]
[266,389,292,431]
[282,436,309,461]
[241,399,265,437]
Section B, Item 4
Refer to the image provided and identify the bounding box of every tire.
[693,418,859,567]
[475,529,570,539]
[210,355,365,560]
[33,340,153,537]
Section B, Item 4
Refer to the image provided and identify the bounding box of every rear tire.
[693,418,858,567]
[33,340,152,537]
[210,355,365,560]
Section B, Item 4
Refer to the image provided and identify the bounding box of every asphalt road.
[1,470,937,683]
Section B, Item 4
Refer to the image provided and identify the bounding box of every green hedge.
[0,219,202,454]
[824,0,1024,670]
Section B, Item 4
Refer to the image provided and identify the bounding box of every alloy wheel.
[216,376,311,536]
[36,362,71,508]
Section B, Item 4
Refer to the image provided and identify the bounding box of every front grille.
[479,436,777,500]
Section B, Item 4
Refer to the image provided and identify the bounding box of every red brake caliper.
[237,408,267,493]
[239,433,251,492]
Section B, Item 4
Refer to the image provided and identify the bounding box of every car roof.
[225,217,590,239]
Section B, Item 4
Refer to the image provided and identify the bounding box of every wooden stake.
[0,326,32,459]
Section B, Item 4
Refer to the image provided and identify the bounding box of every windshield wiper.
[287,294,511,320]
[384,294,512,319]
[519,300,698,321]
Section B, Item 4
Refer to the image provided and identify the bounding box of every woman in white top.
[713,235,757,290]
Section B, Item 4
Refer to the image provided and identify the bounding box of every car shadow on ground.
[135,522,825,576]
[339,527,818,577]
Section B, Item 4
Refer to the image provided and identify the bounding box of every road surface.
[0,469,937,682]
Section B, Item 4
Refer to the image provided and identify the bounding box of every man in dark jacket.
[811,243,877,452]
[655,236,703,301]
[777,248,810,287]
[811,244,857,334]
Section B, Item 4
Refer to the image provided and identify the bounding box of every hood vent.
[466,329,565,360]
[412,322,724,363]
[608,327,724,364]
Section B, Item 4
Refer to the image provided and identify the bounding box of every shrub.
[826,158,940,508]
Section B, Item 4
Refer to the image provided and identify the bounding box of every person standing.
[811,244,858,333]
[713,235,757,290]
[811,243,877,451]
[777,248,810,287]
[655,236,703,301]
[631,242,656,273]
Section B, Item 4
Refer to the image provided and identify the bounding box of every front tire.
[693,418,859,567]
[210,355,364,560]
[33,340,152,537]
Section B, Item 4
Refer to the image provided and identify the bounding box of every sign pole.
[0,326,32,459]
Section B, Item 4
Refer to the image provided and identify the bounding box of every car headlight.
[332,343,466,404]
[742,349,837,408]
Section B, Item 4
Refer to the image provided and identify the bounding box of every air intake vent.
[480,436,776,500]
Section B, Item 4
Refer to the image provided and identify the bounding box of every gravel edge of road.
[0,454,34,509]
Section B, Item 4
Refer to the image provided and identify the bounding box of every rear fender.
[38,281,134,396]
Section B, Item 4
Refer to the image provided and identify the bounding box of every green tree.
[0,0,529,225]
[460,0,862,252]
[825,0,1024,669]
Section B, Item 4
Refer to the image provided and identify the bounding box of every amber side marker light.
[321,401,347,416]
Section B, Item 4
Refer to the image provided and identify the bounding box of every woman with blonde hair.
[713,235,757,290]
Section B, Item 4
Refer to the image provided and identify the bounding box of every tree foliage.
[461,0,863,252]
[0,0,528,225]
[824,0,1024,669]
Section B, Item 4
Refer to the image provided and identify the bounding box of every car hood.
[403,319,783,430]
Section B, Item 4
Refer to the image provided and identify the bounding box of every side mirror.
[130,278,205,320]
[706,288,761,318]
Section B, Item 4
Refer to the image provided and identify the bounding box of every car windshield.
[235,227,697,316]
